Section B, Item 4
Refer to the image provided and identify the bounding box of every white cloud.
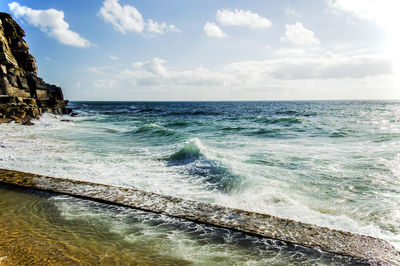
[108,55,119,60]
[99,0,179,35]
[8,2,91,48]
[203,22,226,38]
[327,0,394,25]
[98,0,144,33]
[228,54,391,80]
[285,5,300,17]
[132,57,168,77]
[216,9,271,29]
[271,54,392,79]
[118,54,391,88]
[121,58,226,86]
[327,0,400,85]
[280,22,320,46]
[92,79,117,88]
[84,53,394,100]
[147,19,180,34]
[86,66,114,75]
[275,48,307,57]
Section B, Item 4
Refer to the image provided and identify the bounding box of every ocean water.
[1,100,399,263]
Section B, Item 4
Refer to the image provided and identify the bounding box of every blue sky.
[1,0,398,100]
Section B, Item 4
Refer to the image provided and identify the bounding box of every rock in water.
[0,12,71,124]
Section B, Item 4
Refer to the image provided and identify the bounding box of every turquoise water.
[0,100,399,262]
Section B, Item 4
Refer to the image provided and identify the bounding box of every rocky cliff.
[0,12,70,124]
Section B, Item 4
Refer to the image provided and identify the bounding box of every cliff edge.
[0,12,71,124]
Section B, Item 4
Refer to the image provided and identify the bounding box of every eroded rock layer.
[0,12,70,124]
[0,168,399,265]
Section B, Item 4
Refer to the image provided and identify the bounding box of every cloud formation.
[121,58,226,86]
[108,55,119,60]
[98,0,144,33]
[8,2,91,47]
[280,22,319,46]
[84,52,393,100]
[271,54,392,79]
[99,0,179,35]
[147,19,180,34]
[327,0,392,25]
[216,8,271,29]
[92,79,117,89]
[285,5,300,17]
[203,22,226,38]
[114,54,391,90]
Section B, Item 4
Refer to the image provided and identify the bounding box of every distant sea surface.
[1,100,399,264]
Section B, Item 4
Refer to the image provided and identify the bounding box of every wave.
[185,160,243,193]
[168,138,204,165]
[166,121,192,127]
[74,105,145,116]
[220,126,246,132]
[329,131,349,138]
[166,110,220,116]
[245,158,303,170]
[105,128,120,134]
[255,117,302,126]
[244,128,290,138]
[275,110,299,116]
[131,123,177,137]
[371,133,399,143]
[274,110,317,117]
[167,138,242,192]
[102,108,142,115]
[329,129,358,138]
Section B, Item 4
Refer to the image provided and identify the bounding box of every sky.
[1,0,399,101]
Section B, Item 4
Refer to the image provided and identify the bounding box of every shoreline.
[1,168,399,264]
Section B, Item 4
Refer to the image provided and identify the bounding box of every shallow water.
[0,184,362,265]
[0,100,399,262]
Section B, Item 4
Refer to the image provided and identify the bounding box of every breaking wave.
[168,138,204,165]
[167,138,243,192]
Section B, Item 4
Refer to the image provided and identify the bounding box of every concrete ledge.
[0,168,399,265]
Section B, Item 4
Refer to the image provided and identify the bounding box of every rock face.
[0,12,71,124]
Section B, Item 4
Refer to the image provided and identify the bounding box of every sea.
[0,100,399,264]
